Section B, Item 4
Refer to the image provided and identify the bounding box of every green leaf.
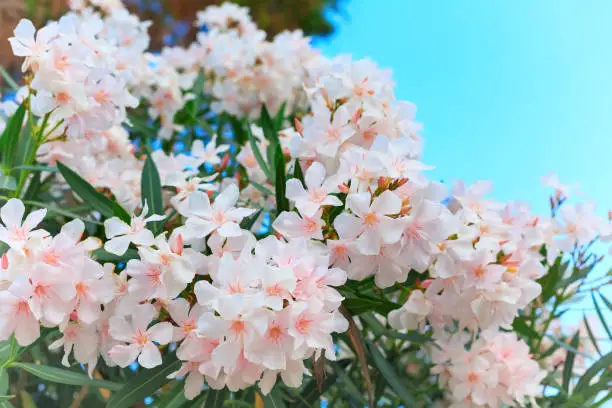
[261,389,287,408]
[0,399,14,408]
[366,341,418,406]
[343,296,400,316]
[240,208,263,231]
[0,176,16,192]
[274,146,288,215]
[154,382,187,408]
[246,125,273,183]
[141,155,164,235]
[23,200,103,225]
[538,257,565,302]
[574,351,612,394]
[9,362,121,391]
[562,331,580,392]
[591,293,612,340]
[204,388,228,408]
[274,102,287,131]
[292,160,305,188]
[331,362,368,406]
[260,105,277,142]
[92,248,140,263]
[512,316,540,342]
[57,162,129,221]
[13,165,57,173]
[0,104,26,169]
[582,314,602,357]
[0,66,19,91]
[600,292,612,311]
[0,366,8,395]
[106,353,181,408]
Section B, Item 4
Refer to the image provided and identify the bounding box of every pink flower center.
[133,328,150,346]
[295,315,313,334]
[363,212,379,227]
[211,210,228,226]
[309,188,327,204]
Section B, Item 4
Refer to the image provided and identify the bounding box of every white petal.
[104,217,130,239]
[108,344,140,367]
[305,162,326,189]
[212,184,239,211]
[148,322,173,345]
[1,199,24,228]
[104,236,131,256]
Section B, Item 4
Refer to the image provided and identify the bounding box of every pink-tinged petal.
[167,298,190,323]
[217,222,242,238]
[76,301,100,325]
[259,370,278,395]
[212,184,239,211]
[211,340,241,371]
[323,267,347,287]
[285,179,307,202]
[227,207,256,222]
[104,217,130,239]
[196,312,230,337]
[132,303,157,331]
[304,161,326,190]
[184,218,216,238]
[30,91,56,116]
[108,344,140,367]
[104,236,131,256]
[380,218,404,244]
[296,201,320,218]
[345,193,371,217]
[187,191,212,217]
[22,209,46,232]
[170,261,195,284]
[8,38,32,57]
[60,219,85,242]
[371,190,401,215]
[138,342,162,368]
[356,231,382,255]
[14,314,40,346]
[130,229,155,246]
[108,317,134,342]
[321,196,342,208]
[148,322,173,345]
[184,371,204,400]
[194,281,219,306]
[333,213,362,240]
[0,199,25,228]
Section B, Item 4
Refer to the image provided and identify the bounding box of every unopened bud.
[294,117,304,135]
[338,184,349,194]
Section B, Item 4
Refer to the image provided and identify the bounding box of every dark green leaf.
[367,341,418,406]
[274,146,288,215]
[154,382,187,408]
[141,155,164,235]
[562,331,580,392]
[57,162,129,220]
[512,316,540,342]
[0,176,16,191]
[343,296,400,316]
[582,314,601,357]
[92,248,140,263]
[204,388,228,408]
[246,125,273,183]
[592,293,612,340]
[240,208,263,231]
[0,104,26,169]
[261,389,287,408]
[274,102,286,131]
[260,105,277,142]
[106,353,181,408]
[331,362,368,406]
[538,257,564,302]
[574,351,612,394]
[292,160,305,188]
[9,362,121,391]
[600,292,612,311]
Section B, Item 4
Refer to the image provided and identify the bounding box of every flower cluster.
[431,332,546,407]
[0,199,114,374]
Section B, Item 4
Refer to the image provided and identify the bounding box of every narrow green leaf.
[292,160,305,188]
[0,176,16,192]
[592,293,612,340]
[582,314,602,357]
[367,341,418,406]
[246,125,273,183]
[240,208,263,232]
[574,351,612,394]
[274,146,288,215]
[9,362,121,391]
[23,200,103,225]
[331,362,368,406]
[204,388,228,408]
[13,165,57,173]
[0,399,14,408]
[342,296,400,316]
[106,353,181,408]
[0,104,26,169]
[57,162,129,221]
[261,389,287,408]
[600,292,612,311]
[92,248,140,263]
[141,155,164,235]
[19,391,36,408]
[260,105,277,142]
[0,366,8,395]
[249,181,274,196]
[0,66,19,91]
[154,382,187,408]
[274,102,287,131]
[562,331,580,392]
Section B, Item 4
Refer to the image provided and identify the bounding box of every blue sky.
[316,0,612,215]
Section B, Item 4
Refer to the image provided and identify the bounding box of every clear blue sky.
[316,0,612,215]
